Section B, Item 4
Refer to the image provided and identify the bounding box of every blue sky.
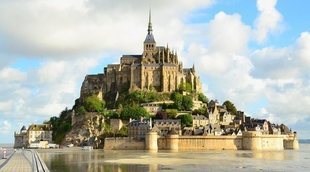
[0,0,309,143]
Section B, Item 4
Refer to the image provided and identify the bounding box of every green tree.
[120,105,149,120]
[166,109,178,119]
[47,108,72,144]
[77,106,86,116]
[177,114,193,127]
[171,92,183,110]
[192,108,208,116]
[223,100,237,115]
[124,91,142,105]
[198,93,208,103]
[84,96,105,112]
[178,82,192,92]
[116,126,128,137]
[182,95,193,111]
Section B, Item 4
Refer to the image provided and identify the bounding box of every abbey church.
[80,12,202,99]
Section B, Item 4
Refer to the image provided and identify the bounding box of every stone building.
[14,126,28,148]
[208,100,235,125]
[127,119,152,140]
[192,114,209,127]
[80,12,202,100]
[14,124,53,148]
[141,101,174,115]
[153,119,182,136]
[27,124,53,145]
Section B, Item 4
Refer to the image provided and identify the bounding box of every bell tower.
[143,10,156,57]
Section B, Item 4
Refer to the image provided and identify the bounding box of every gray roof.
[144,33,156,43]
[21,126,26,131]
[121,55,141,59]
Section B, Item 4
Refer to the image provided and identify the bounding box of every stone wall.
[283,134,299,149]
[242,131,285,150]
[104,132,299,151]
[158,135,243,150]
[104,137,144,150]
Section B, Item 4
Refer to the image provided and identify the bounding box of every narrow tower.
[143,10,156,56]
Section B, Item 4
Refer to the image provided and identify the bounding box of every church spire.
[144,9,156,44]
[148,9,152,35]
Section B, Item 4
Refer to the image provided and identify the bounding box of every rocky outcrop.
[80,74,104,101]
[64,112,105,148]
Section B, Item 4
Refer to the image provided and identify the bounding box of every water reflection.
[38,145,310,172]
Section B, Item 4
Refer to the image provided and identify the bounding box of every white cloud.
[0,0,213,59]
[185,7,309,130]
[254,0,282,42]
[206,12,251,54]
[296,32,310,66]
[0,67,26,82]
[0,57,98,120]
[0,120,12,134]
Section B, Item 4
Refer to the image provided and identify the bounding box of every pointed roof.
[144,9,156,43]
[21,125,26,131]
[148,9,152,34]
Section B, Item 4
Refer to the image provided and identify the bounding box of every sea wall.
[242,132,284,150]
[104,137,144,150]
[104,132,299,151]
[283,133,299,150]
[158,135,242,150]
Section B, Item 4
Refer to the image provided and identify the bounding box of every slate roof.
[144,33,156,43]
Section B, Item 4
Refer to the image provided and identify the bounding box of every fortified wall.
[143,131,299,151]
[104,131,299,151]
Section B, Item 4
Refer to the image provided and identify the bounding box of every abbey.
[80,12,202,99]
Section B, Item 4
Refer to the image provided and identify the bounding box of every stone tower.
[143,10,156,58]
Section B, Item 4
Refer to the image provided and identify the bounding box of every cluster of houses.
[15,100,292,148]
[124,100,292,140]
[14,124,58,149]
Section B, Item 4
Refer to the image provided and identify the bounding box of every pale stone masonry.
[14,124,52,148]
[80,11,202,100]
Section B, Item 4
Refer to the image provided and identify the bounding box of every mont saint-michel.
[80,12,201,100]
[14,12,299,152]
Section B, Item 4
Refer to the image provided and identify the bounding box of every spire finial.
[148,9,152,34]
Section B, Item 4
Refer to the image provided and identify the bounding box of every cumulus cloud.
[0,120,11,134]
[185,6,309,129]
[206,12,251,54]
[0,0,213,60]
[0,57,98,121]
[254,0,282,42]
[250,31,310,125]
[0,0,213,113]
[185,11,263,107]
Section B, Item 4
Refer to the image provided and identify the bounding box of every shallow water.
[38,144,310,172]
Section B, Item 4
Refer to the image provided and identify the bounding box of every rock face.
[80,74,104,101]
[64,112,105,148]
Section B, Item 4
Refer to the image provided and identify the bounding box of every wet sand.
[38,144,310,172]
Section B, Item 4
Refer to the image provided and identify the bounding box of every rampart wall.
[104,132,299,151]
[158,135,243,150]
